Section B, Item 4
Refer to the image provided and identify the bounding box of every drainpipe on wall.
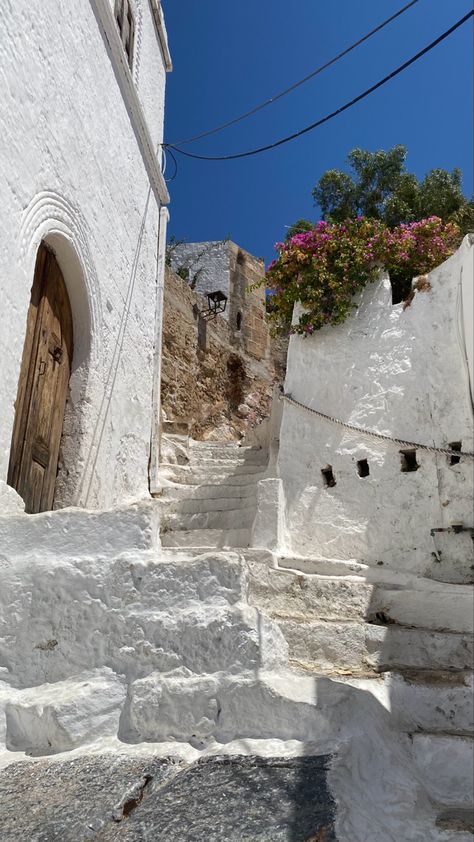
[149,204,169,496]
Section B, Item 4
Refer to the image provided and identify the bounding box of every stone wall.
[169,241,231,306]
[161,266,285,440]
[276,236,474,579]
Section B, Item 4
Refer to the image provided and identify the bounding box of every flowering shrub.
[382,217,461,302]
[264,216,461,335]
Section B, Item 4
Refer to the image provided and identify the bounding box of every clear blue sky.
[163,0,473,265]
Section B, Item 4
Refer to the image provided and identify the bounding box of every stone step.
[278,619,473,676]
[167,495,257,516]
[125,668,347,745]
[164,505,256,533]
[160,464,266,482]
[411,734,474,807]
[247,562,474,634]
[188,454,268,468]
[0,549,292,686]
[0,501,159,562]
[5,669,126,755]
[379,672,474,736]
[128,552,247,608]
[189,442,258,451]
[161,527,252,549]
[161,483,258,503]
[435,808,474,836]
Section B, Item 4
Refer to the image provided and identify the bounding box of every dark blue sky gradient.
[163,1,473,264]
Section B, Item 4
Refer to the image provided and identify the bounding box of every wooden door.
[8,244,73,513]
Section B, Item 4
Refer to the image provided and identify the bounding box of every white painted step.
[161,527,251,549]
[247,563,474,634]
[0,552,287,685]
[165,506,256,533]
[189,453,268,468]
[161,464,266,480]
[166,494,257,516]
[384,671,474,736]
[279,619,473,675]
[161,483,258,503]
[0,501,159,561]
[411,734,474,807]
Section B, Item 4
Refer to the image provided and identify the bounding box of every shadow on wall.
[225,354,246,411]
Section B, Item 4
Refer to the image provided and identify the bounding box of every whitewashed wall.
[278,237,474,579]
[0,0,170,511]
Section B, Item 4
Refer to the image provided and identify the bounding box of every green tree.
[285,218,314,240]
[312,146,474,233]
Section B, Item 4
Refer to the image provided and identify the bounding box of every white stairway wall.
[278,237,474,574]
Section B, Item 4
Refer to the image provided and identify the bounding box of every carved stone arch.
[17,192,102,508]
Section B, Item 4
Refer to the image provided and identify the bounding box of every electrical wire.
[165,146,179,182]
[168,0,420,147]
[164,10,473,162]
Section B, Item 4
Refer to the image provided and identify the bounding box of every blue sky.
[163,0,473,265]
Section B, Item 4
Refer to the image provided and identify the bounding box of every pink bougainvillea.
[263,216,461,335]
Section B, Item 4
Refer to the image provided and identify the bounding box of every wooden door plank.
[8,244,73,514]
[7,245,48,491]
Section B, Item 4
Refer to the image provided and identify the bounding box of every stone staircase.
[156,437,474,835]
[246,556,474,834]
[159,439,267,548]
[0,439,472,838]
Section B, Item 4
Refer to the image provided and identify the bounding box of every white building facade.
[0,0,171,513]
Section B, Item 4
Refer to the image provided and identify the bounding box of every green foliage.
[285,219,314,241]
[265,217,461,336]
[312,146,474,234]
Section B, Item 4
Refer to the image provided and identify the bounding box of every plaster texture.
[277,237,474,575]
[0,0,170,511]
[0,501,160,562]
[0,545,289,691]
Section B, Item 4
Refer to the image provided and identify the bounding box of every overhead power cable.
[165,10,473,162]
[169,0,420,147]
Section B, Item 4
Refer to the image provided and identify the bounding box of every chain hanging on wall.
[280,394,474,460]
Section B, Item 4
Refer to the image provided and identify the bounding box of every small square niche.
[321,465,336,487]
[357,459,370,478]
[448,442,462,466]
[400,449,419,472]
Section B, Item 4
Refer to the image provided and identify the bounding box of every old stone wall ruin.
[161,262,287,440]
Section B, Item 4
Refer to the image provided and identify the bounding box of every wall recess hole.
[357,459,370,478]
[236,311,242,331]
[321,465,336,487]
[449,441,462,466]
[400,449,419,472]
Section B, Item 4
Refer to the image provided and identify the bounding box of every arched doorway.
[8,243,73,513]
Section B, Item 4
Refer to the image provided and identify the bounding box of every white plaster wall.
[169,242,231,317]
[277,237,474,576]
[0,0,170,510]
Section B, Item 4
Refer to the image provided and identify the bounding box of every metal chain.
[280,394,474,459]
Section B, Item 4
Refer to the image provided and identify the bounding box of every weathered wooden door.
[8,244,73,513]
